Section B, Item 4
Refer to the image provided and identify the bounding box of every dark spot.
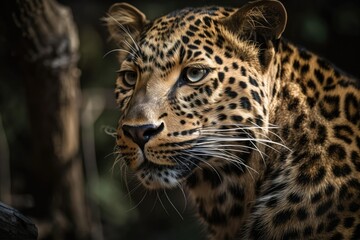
[299,134,308,146]
[327,144,346,161]
[203,45,213,55]
[159,113,168,119]
[210,80,218,91]
[216,105,225,111]
[293,113,305,129]
[339,185,349,200]
[314,69,325,84]
[299,49,312,60]
[303,226,313,237]
[231,115,243,122]
[217,192,227,204]
[344,93,359,124]
[239,81,247,89]
[218,72,225,82]
[326,216,340,232]
[297,161,326,186]
[293,60,300,70]
[332,164,352,177]
[301,64,310,74]
[325,184,335,196]
[229,103,237,109]
[330,232,344,240]
[317,222,325,234]
[314,124,327,144]
[351,151,360,172]
[283,229,300,240]
[202,168,222,188]
[185,30,195,37]
[207,207,227,225]
[319,95,340,120]
[352,224,360,240]
[255,115,263,127]
[349,202,360,212]
[273,209,293,226]
[333,125,353,144]
[181,36,189,44]
[240,66,247,76]
[287,192,302,204]
[288,98,299,111]
[296,207,308,221]
[194,19,202,26]
[315,200,333,216]
[189,24,199,32]
[317,58,331,70]
[249,76,258,87]
[251,90,262,104]
[240,97,251,110]
[221,164,244,176]
[204,85,213,97]
[215,56,223,64]
[218,114,227,121]
[229,204,244,218]
[225,87,238,98]
[229,185,245,201]
[307,79,317,89]
[307,97,316,108]
[266,196,278,208]
[343,217,355,228]
[250,216,266,239]
[282,86,290,99]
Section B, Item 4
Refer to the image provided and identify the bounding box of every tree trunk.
[0,202,37,240]
[7,0,90,239]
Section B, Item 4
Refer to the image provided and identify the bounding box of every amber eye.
[122,71,138,86]
[184,67,209,83]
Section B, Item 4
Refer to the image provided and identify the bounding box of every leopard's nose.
[122,123,164,148]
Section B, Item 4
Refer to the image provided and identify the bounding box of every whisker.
[103,48,135,59]
[177,182,187,213]
[164,189,184,220]
[106,14,141,52]
[157,192,170,216]
[178,151,223,184]
[126,189,148,212]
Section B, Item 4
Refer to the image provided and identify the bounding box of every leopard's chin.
[135,156,199,189]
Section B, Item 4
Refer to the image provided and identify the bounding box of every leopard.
[105,0,360,239]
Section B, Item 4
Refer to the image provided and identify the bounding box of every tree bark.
[7,0,90,239]
[0,202,37,240]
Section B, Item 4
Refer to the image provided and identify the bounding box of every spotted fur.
[106,1,360,239]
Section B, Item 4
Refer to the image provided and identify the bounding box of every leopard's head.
[105,0,287,189]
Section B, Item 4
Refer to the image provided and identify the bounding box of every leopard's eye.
[122,71,138,86]
[184,67,209,83]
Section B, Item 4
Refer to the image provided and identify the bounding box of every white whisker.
[164,189,184,220]
[157,192,169,216]
[126,189,148,212]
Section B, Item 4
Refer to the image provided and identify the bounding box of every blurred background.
[0,0,359,240]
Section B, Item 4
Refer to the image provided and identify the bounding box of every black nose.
[122,123,164,148]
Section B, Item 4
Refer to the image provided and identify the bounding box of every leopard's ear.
[222,0,287,41]
[104,3,148,48]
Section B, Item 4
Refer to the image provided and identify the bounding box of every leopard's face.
[107,3,285,189]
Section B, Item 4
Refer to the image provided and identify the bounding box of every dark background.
[0,0,359,240]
